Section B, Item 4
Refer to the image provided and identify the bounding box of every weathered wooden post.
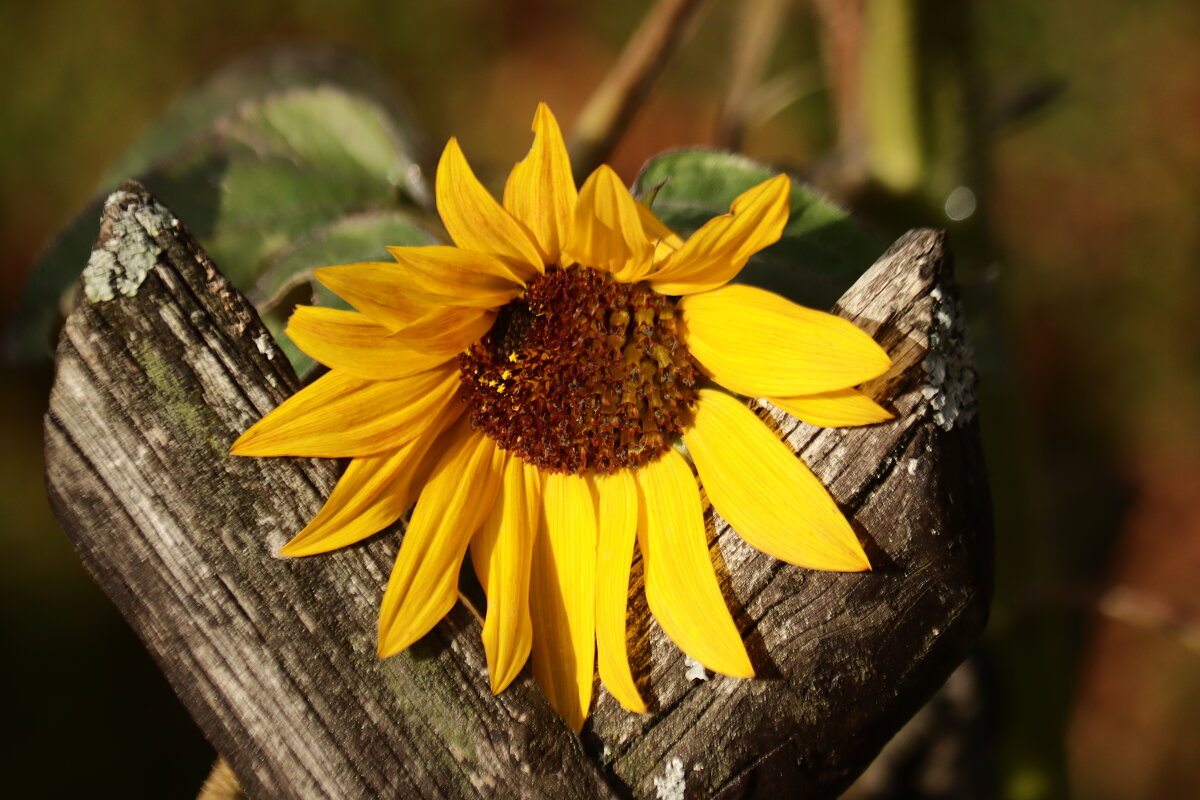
[44,183,990,798]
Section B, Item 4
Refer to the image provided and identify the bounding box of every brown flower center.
[458,266,699,475]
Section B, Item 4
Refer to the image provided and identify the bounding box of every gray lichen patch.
[83,190,170,303]
[654,757,686,800]
[253,333,277,360]
[920,285,978,431]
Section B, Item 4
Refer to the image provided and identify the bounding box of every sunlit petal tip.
[684,389,873,572]
[228,418,284,457]
[636,451,754,680]
[769,388,895,428]
[488,666,518,696]
[377,616,427,660]
[377,605,416,657]
[593,164,620,183]
[680,285,894,396]
[278,535,345,559]
[312,262,394,295]
[393,306,497,359]
[379,245,526,307]
[637,201,683,264]
[610,686,647,715]
[473,455,536,696]
[229,368,462,459]
[733,172,791,221]
[311,263,346,287]
[529,103,569,163]
[377,636,404,659]
[568,165,653,280]
[645,173,792,295]
[437,137,543,278]
[277,540,306,558]
[281,422,459,559]
[761,172,792,196]
[311,264,335,285]
[500,103,577,267]
[284,306,452,381]
[228,429,253,456]
[594,470,647,714]
[441,136,464,165]
[312,264,442,331]
[530,472,597,734]
[383,244,526,286]
[377,426,505,661]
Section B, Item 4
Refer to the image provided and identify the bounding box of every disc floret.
[458,267,699,474]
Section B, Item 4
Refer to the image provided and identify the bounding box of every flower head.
[232,104,893,732]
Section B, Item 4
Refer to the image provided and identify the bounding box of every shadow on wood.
[44,183,991,799]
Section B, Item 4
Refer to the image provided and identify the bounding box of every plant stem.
[569,0,707,176]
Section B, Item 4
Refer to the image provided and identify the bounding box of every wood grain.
[44,183,990,798]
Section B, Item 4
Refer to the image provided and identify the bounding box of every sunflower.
[232,104,892,732]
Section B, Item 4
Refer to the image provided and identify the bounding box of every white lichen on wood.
[83,189,169,302]
[919,285,977,431]
[683,655,708,682]
[653,758,686,800]
[253,333,277,360]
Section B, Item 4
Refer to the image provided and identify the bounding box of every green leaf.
[171,85,418,285]
[100,46,423,194]
[633,149,885,310]
[249,210,439,376]
[8,62,426,363]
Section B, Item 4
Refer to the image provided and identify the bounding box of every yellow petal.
[593,469,646,713]
[679,284,892,397]
[769,388,894,428]
[503,103,577,266]
[436,137,543,278]
[637,200,683,267]
[281,403,463,556]
[315,262,440,331]
[530,471,596,732]
[635,450,753,678]
[470,456,539,694]
[384,245,525,308]
[378,424,505,657]
[286,306,451,381]
[648,174,791,295]
[683,389,871,571]
[566,165,653,282]
[390,305,496,358]
[229,366,461,458]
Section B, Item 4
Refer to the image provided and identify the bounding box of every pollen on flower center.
[457,266,700,474]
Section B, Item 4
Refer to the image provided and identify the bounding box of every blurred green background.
[2,1,1198,797]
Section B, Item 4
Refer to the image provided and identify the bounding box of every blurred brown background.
[2,1,1198,797]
